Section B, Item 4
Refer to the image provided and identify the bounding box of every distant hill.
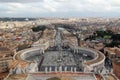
[0,18,36,21]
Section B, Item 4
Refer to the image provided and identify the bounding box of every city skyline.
[0,0,120,17]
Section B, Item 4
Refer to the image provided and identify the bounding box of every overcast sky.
[0,0,120,17]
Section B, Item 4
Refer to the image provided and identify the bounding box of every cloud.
[0,0,120,17]
[0,0,42,3]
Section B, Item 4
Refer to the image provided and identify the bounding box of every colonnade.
[40,66,78,73]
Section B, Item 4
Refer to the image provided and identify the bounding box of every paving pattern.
[42,51,76,66]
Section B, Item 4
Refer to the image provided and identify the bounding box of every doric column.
[59,66,62,72]
[74,67,76,72]
[65,66,67,72]
[49,67,51,72]
[42,49,44,54]
[74,49,75,53]
[71,67,73,72]
[77,49,78,53]
[55,67,57,73]
[45,67,47,73]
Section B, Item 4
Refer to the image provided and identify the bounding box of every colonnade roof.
[69,43,105,66]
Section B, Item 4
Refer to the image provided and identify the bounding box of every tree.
[32,25,46,32]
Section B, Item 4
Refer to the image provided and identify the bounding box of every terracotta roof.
[10,60,30,70]
[7,74,27,80]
